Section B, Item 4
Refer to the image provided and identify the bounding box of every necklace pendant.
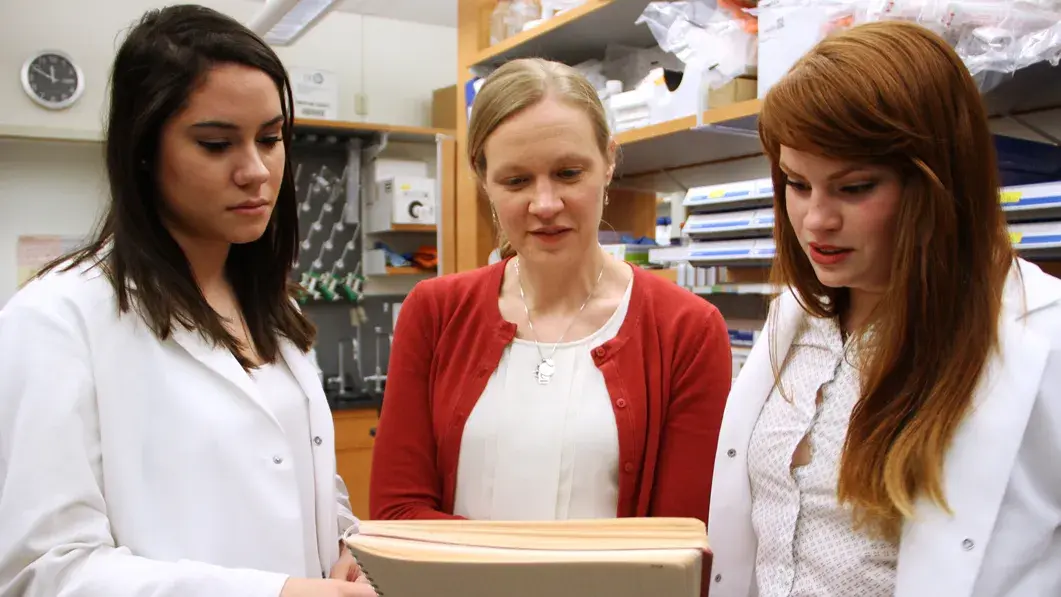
[535,358,556,385]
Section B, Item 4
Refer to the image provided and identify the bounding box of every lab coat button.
[962,538,975,551]
[727,449,737,457]
[272,455,284,465]
[313,436,323,446]
[715,574,722,583]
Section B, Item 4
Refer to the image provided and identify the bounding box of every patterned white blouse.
[746,314,898,597]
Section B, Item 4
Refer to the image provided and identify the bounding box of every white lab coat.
[708,258,1061,597]
[0,264,358,597]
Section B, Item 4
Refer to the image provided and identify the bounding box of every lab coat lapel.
[724,291,807,451]
[709,290,805,597]
[170,324,268,415]
[280,340,340,570]
[280,340,329,410]
[896,261,1057,597]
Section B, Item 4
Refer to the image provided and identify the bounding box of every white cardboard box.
[366,158,429,184]
[366,176,437,232]
[757,5,835,97]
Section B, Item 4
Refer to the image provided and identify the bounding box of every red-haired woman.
[709,21,1061,597]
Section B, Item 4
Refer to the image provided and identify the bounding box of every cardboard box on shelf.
[432,85,457,130]
[708,76,757,108]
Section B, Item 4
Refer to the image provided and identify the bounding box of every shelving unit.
[292,118,457,286]
[455,1,1061,274]
[457,0,668,271]
[467,0,657,71]
[649,179,1061,267]
[457,0,1060,379]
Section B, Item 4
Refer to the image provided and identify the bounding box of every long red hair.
[759,21,1016,538]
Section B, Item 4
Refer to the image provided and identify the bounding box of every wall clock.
[21,50,85,110]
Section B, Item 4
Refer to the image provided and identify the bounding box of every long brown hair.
[37,5,315,368]
[466,58,613,258]
[759,21,1015,538]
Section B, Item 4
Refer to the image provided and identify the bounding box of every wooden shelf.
[455,0,1061,275]
[384,266,436,276]
[612,100,764,191]
[0,121,456,146]
[369,223,438,233]
[471,0,656,70]
[605,66,1061,188]
[293,118,454,143]
[0,124,103,143]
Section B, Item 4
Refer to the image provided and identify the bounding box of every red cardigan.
[369,259,732,526]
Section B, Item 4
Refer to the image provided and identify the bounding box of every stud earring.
[603,190,610,206]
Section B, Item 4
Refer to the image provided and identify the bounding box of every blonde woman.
[708,21,1061,597]
[369,59,732,538]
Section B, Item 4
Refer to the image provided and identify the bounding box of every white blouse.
[453,277,634,521]
[250,360,323,578]
[747,315,897,597]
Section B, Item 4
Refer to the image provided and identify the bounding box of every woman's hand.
[279,577,377,596]
[329,547,362,582]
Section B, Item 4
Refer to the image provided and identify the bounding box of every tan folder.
[342,517,712,597]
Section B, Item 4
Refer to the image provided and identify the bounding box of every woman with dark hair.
[0,5,373,597]
[708,21,1061,597]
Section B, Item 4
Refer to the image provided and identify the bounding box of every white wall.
[0,0,457,136]
[0,139,109,304]
[0,0,456,302]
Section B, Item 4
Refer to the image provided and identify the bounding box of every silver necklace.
[514,256,605,385]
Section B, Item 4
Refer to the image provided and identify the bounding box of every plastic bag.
[635,0,758,89]
[861,0,1061,78]
[948,1,1061,75]
[761,0,1061,90]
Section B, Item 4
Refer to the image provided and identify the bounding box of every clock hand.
[32,66,57,82]
[49,66,56,82]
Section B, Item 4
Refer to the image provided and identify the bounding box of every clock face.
[22,51,84,109]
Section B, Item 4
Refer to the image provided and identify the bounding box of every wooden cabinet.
[333,408,379,520]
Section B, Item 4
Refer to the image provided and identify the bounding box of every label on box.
[290,66,339,120]
[1000,190,1022,204]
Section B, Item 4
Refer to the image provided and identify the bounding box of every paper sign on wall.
[289,66,339,120]
[16,235,83,286]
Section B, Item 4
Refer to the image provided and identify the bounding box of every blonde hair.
[467,58,612,258]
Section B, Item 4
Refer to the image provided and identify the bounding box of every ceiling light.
[248,0,342,46]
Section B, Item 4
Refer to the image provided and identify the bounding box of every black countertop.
[326,389,382,411]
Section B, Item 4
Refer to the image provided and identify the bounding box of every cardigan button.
[616,398,627,408]
[593,347,606,357]
[623,462,634,473]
